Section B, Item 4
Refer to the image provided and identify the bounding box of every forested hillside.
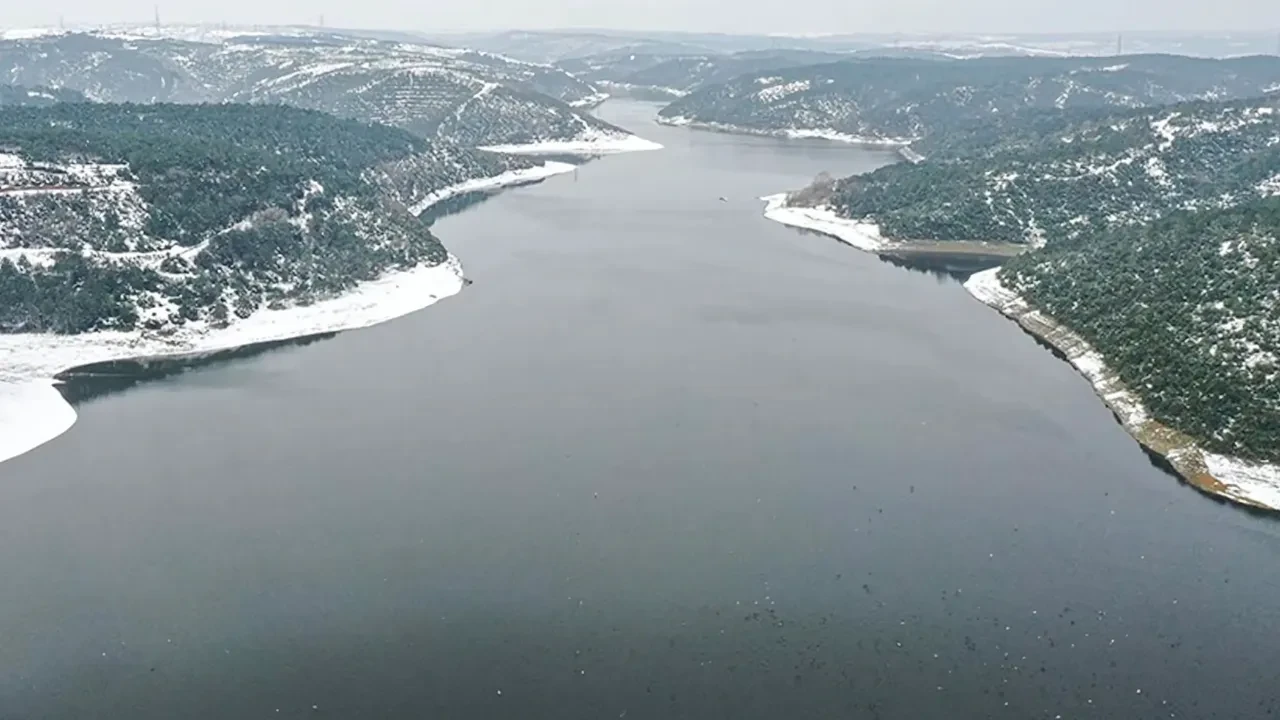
[0,103,519,334]
[819,97,1280,243]
[1001,200,1280,462]
[660,54,1280,146]
[774,93,1280,463]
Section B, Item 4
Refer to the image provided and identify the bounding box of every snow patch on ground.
[756,80,810,103]
[898,147,927,164]
[1257,173,1280,197]
[0,256,465,465]
[965,268,1280,511]
[760,194,887,251]
[0,27,66,40]
[1203,454,1280,510]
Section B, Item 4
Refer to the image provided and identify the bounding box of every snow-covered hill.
[0,30,641,149]
[659,54,1280,148]
[815,97,1280,245]
[557,49,850,99]
[0,103,535,334]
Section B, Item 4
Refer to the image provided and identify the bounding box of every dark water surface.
[3,102,1278,719]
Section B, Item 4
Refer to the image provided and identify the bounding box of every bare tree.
[786,172,836,207]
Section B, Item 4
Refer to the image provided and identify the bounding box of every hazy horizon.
[2,0,1278,37]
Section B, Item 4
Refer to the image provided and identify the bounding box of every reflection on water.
[55,333,338,406]
[57,171,583,408]
[876,251,1008,279]
[420,188,524,225]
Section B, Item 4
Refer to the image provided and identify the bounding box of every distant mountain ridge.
[658,54,1280,149]
[423,28,1280,64]
[822,96,1280,244]
[557,49,852,98]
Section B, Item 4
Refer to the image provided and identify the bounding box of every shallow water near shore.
[2,100,1279,719]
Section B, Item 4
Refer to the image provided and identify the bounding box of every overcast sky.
[2,0,1277,35]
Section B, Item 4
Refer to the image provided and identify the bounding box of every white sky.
[1,0,1277,35]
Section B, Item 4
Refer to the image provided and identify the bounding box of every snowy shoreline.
[478,131,663,156]
[964,268,1280,512]
[760,194,889,251]
[0,158,595,466]
[0,257,465,465]
[408,161,576,215]
[761,191,1280,511]
[658,115,916,152]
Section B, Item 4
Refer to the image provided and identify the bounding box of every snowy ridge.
[0,256,465,465]
[659,55,1280,154]
[964,268,1280,511]
[760,194,887,251]
[0,30,622,147]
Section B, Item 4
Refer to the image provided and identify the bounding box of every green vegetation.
[0,255,158,334]
[1003,200,1280,462]
[0,102,513,334]
[825,98,1280,243]
[791,93,1280,462]
[0,102,426,242]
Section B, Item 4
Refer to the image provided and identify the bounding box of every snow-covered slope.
[0,101,587,465]
[557,49,849,98]
[0,31,643,149]
[815,97,1280,245]
[659,54,1280,148]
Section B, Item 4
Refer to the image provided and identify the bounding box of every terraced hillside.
[0,31,628,147]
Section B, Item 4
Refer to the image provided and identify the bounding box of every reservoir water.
[2,101,1277,719]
